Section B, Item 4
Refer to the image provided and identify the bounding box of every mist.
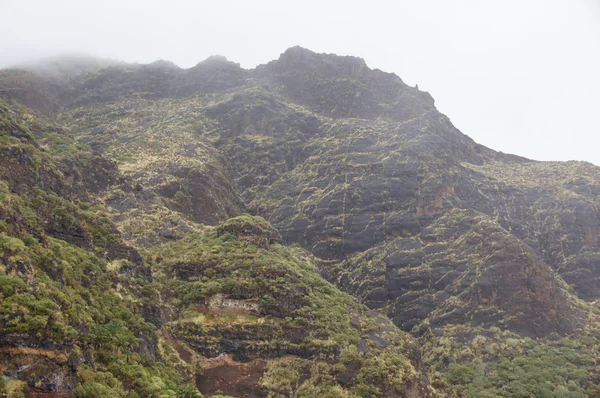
[1,0,599,164]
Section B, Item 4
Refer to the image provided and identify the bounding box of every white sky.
[1,0,599,164]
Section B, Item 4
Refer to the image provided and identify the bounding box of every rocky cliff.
[2,47,600,397]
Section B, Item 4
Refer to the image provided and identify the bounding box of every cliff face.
[149,215,435,398]
[334,208,586,337]
[2,47,600,396]
[0,57,434,397]
[0,97,183,396]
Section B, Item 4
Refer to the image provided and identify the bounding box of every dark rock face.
[254,46,436,121]
[452,162,600,303]
[2,46,600,354]
[334,209,586,337]
[0,116,67,197]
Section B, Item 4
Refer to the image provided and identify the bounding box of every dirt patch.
[171,339,194,363]
[0,347,68,363]
[196,357,268,398]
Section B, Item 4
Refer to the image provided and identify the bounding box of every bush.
[446,364,476,385]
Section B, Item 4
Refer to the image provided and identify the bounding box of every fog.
[1,0,599,164]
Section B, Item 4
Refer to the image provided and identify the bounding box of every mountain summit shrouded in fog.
[2,0,600,164]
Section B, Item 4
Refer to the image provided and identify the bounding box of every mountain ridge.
[2,47,600,397]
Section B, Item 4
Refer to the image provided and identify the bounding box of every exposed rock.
[334,209,587,337]
[207,294,260,314]
[3,46,600,396]
[151,218,436,397]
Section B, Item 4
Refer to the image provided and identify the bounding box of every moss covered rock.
[149,216,435,397]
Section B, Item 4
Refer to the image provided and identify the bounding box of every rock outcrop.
[150,216,435,397]
[3,46,600,396]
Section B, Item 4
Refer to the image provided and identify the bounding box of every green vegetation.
[0,98,198,397]
[5,49,600,398]
[148,216,427,397]
[0,93,427,395]
[0,203,193,396]
[422,323,600,397]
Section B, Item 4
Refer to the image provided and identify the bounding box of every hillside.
[0,87,432,397]
[2,47,600,397]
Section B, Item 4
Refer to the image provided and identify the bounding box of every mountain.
[1,47,600,397]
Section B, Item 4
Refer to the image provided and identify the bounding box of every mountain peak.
[267,46,369,77]
[196,54,240,69]
[147,59,180,69]
[2,46,600,397]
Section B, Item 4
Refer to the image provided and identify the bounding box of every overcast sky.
[1,0,599,164]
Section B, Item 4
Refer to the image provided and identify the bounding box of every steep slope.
[0,94,435,396]
[253,46,436,121]
[0,97,191,396]
[149,215,435,397]
[3,47,600,396]
[332,208,586,336]
[26,48,597,333]
[64,95,245,229]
